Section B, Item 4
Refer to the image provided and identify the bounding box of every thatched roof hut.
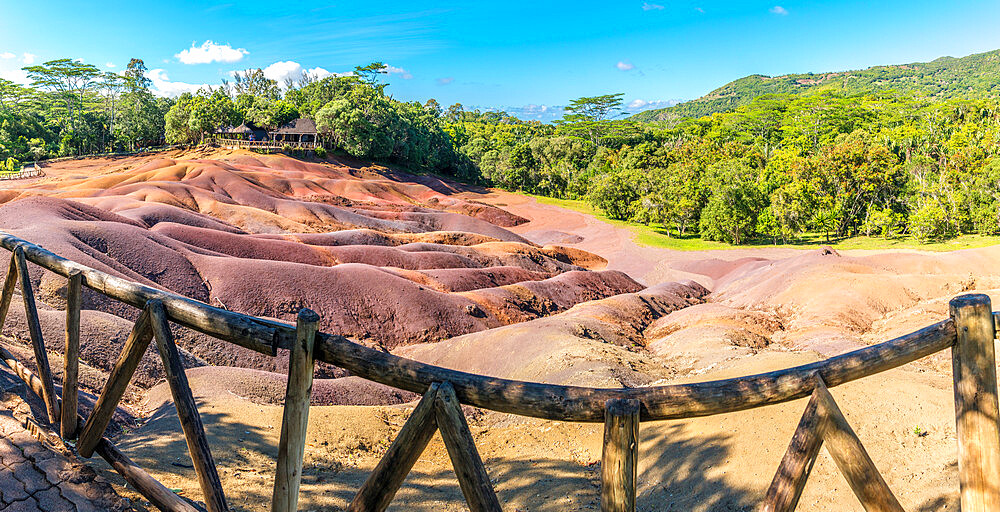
[271,118,318,142]
[216,122,268,140]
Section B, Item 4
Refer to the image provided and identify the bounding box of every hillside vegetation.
[7,52,1000,247]
[632,49,1000,121]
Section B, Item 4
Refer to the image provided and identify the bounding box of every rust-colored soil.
[5,150,999,510]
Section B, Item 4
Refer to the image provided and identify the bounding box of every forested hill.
[632,48,1000,122]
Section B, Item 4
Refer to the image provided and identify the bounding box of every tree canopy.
[7,53,1000,246]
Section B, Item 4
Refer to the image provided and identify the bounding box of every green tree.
[243,97,299,130]
[123,58,152,93]
[354,62,388,91]
[23,58,102,152]
[230,69,279,99]
[555,93,628,145]
[588,167,643,220]
[699,161,764,244]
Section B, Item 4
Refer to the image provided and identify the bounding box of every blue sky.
[2,1,1000,121]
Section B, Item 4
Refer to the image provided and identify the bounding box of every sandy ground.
[112,185,984,511]
[114,351,958,512]
[4,151,991,511]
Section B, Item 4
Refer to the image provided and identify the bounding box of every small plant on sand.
[913,426,929,437]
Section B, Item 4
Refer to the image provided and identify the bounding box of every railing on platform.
[216,139,320,151]
[1,162,44,180]
[0,230,997,511]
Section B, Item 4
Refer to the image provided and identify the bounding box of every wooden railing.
[1,163,44,180]
[215,139,320,151]
[0,230,997,511]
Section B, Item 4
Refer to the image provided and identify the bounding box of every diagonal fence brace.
[762,376,903,512]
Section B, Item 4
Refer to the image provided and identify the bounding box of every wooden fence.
[0,230,997,511]
[215,139,321,151]
[1,163,44,180]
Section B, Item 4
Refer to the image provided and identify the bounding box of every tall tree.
[231,69,279,99]
[101,72,126,150]
[354,62,388,90]
[124,58,152,92]
[555,93,629,146]
[564,93,625,122]
[23,58,102,136]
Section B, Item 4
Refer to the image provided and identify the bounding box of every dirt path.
[0,370,129,512]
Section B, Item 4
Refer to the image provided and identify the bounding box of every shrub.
[864,208,906,238]
[587,169,642,220]
[314,145,327,159]
[699,161,764,244]
[2,157,19,172]
[909,203,952,241]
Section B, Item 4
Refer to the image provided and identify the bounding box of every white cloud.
[237,61,345,88]
[0,68,29,85]
[175,40,248,64]
[495,104,566,122]
[384,65,413,80]
[616,61,635,71]
[484,101,679,122]
[306,67,340,79]
[642,2,665,10]
[148,69,207,97]
[22,53,36,65]
[260,61,305,83]
[436,77,454,85]
[519,104,550,114]
[624,99,680,111]
[770,5,788,15]
[0,52,14,60]
[105,62,116,68]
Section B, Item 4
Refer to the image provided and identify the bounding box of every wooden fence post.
[348,383,440,512]
[0,253,17,331]
[601,398,640,512]
[62,270,82,439]
[433,382,502,512]
[814,378,903,512]
[95,437,202,512]
[14,246,60,424]
[148,300,229,512]
[762,382,828,512]
[950,293,1000,511]
[271,308,318,512]
[78,308,154,458]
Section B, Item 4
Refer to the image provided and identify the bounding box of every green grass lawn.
[530,195,1000,252]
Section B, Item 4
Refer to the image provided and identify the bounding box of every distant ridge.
[632,48,1000,122]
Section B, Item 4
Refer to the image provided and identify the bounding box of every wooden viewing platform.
[1,163,44,180]
[0,230,998,511]
[216,139,321,151]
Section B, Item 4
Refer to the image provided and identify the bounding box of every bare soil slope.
[0,150,642,403]
[4,150,995,511]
